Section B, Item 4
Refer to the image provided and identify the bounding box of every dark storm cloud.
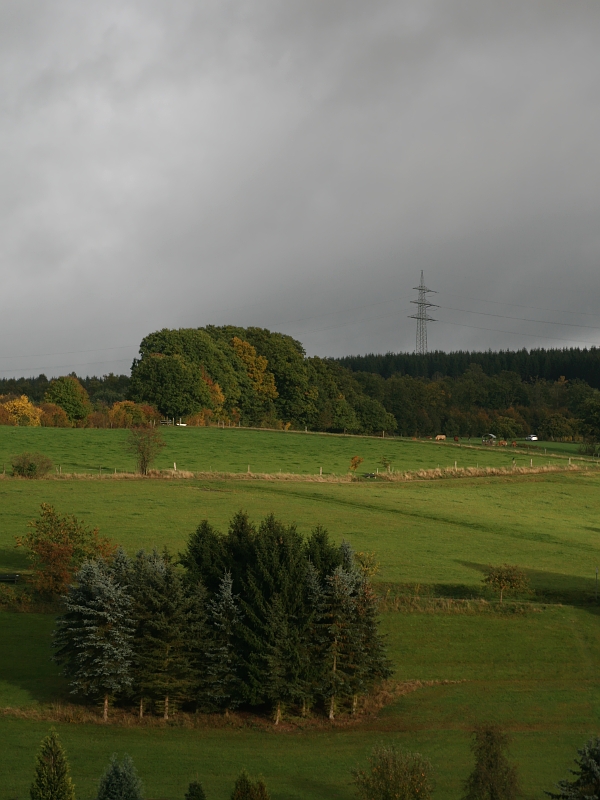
[1,0,600,378]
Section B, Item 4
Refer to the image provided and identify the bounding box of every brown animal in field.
[435,434,446,441]
[499,440,508,446]
[511,441,517,447]
[454,436,459,442]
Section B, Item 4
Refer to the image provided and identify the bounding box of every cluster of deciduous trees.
[127,326,396,433]
[53,512,390,723]
[5,339,600,439]
[0,376,159,428]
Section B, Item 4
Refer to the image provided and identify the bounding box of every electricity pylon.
[408,271,437,355]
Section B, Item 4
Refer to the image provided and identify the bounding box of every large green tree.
[129,353,211,418]
[44,376,90,423]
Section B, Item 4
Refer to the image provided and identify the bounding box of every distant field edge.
[0,463,592,483]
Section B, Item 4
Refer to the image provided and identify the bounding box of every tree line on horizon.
[1,331,600,441]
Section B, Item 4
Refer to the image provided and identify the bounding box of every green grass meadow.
[1,427,600,798]
[0,426,581,477]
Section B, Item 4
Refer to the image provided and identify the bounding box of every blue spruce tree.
[96,754,143,800]
[53,560,134,721]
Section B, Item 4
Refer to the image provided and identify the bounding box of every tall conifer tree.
[320,566,361,720]
[205,572,243,713]
[236,514,307,706]
[30,729,75,800]
[53,560,134,721]
[128,550,197,719]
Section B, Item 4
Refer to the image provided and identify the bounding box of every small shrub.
[12,452,53,478]
[231,769,271,800]
[463,725,520,800]
[353,744,433,800]
[97,754,143,800]
[30,728,75,800]
[185,781,207,800]
[350,456,364,472]
[126,426,166,474]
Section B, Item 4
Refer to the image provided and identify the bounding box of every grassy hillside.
[0,426,579,477]
[2,471,599,588]
[1,602,599,799]
[1,433,600,799]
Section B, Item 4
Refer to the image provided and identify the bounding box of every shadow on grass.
[0,612,66,705]
[0,547,29,572]
[458,560,600,609]
[377,562,600,612]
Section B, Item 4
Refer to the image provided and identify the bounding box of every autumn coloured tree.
[16,504,115,597]
[39,403,70,428]
[350,456,364,472]
[1,395,42,426]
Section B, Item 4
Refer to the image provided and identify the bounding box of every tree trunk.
[139,698,144,719]
[329,646,337,720]
[352,694,358,715]
[301,698,308,718]
[274,701,281,726]
[164,694,169,720]
[103,694,109,722]
[500,588,504,604]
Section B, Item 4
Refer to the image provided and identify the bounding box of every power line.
[437,305,600,332]
[441,290,600,319]
[436,318,600,346]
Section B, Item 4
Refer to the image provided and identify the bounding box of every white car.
[525,434,538,441]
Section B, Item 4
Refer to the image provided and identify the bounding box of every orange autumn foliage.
[16,504,116,597]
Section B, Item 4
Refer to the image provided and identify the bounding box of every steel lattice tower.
[408,271,437,355]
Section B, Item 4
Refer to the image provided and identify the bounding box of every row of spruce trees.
[53,512,390,722]
[31,730,269,800]
[29,724,600,800]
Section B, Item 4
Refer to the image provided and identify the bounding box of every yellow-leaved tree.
[232,337,278,399]
[2,395,42,426]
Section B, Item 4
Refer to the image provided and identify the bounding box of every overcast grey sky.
[1,0,600,379]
